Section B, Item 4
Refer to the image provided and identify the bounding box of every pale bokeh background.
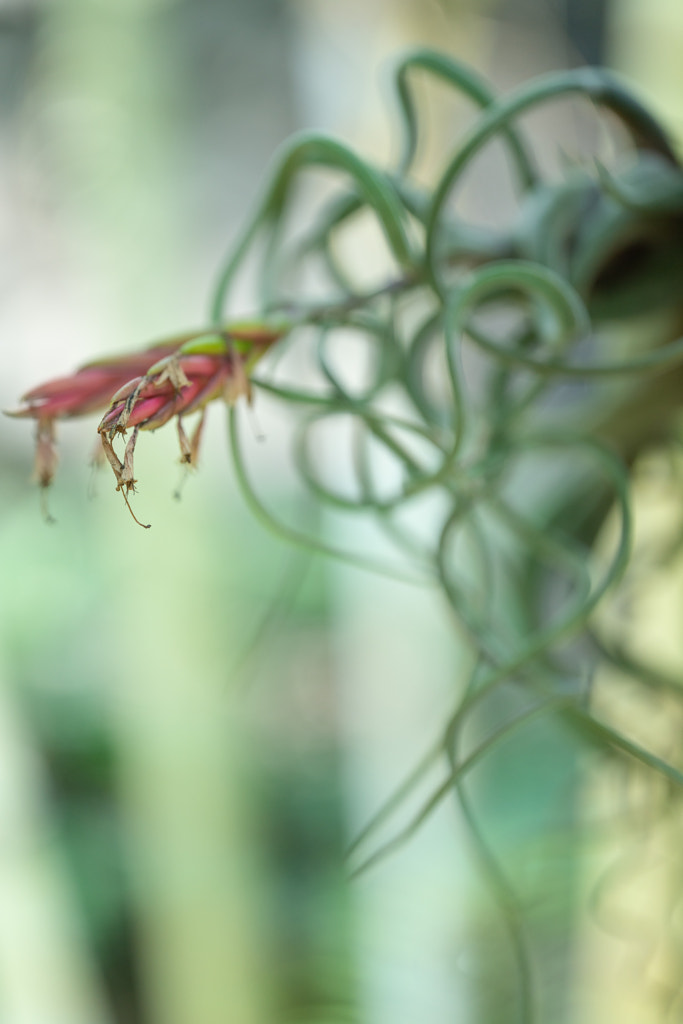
[0,1,681,1022]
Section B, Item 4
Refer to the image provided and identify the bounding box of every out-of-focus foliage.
[3,3,683,1024]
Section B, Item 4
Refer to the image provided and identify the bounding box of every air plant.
[8,49,683,1021]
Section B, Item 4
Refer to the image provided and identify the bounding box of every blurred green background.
[0,2,681,1023]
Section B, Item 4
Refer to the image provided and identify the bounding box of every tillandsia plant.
[8,48,683,1019]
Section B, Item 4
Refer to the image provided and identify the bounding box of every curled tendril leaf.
[210,48,683,1020]
[212,59,683,956]
[202,46,683,1022]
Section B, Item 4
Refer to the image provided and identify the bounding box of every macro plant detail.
[8,323,287,523]
[8,48,683,1020]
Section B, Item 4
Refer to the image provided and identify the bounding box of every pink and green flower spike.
[5,321,290,525]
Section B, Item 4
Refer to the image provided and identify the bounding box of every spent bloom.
[6,322,288,524]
